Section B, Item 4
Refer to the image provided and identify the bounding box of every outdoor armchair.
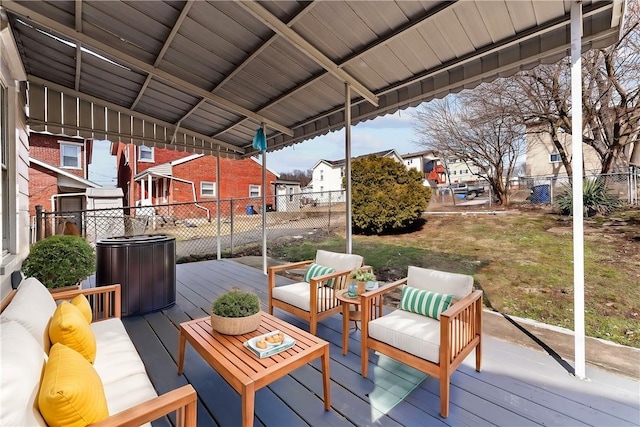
[360,266,482,418]
[268,250,364,335]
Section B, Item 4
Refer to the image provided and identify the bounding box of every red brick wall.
[172,156,277,201]
[29,133,88,179]
[28,164,58,215]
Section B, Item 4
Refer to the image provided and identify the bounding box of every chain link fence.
[34,191,346,260]
[427,170,639,209]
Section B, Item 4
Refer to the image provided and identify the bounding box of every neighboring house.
[311,149,403,202]
[28,133,102,232]
[401,150,445,185]
[111,143,279,218]
[1,23,30,295]
[525,122,602,177]
[444,158,483,184]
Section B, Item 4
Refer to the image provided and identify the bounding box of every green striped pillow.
[303,263,336,287]
[399,286,453,320]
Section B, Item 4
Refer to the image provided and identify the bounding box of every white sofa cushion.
[368,309,441,363]
[102,373,157,426]
[407,266,473,301]
[92,318,148,385]
[0,277,57,352]
[0,319,48,427]
[315,250,363,272]
[272,282,335,312]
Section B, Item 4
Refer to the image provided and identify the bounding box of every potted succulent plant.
[349,269,376,295]
[210,289,262,335]
[22,235,96,291]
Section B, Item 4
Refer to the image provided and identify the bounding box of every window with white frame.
[249,185,260,197]
[139,145,154,162]
[60,143,81,169]
[1,82,9,253]
[320,170,324,181]
[289,187,294,202]
[549,153,562,163]
[201,181,216,197]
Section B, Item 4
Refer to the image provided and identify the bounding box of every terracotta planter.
[210,311,261,335]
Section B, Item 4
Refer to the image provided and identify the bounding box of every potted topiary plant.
[22,235,96,291]
[210,289,262,335]
[349,269,376,295]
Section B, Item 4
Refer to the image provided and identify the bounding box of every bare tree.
[277,169,312,186]
[513,2,640,175]
[413,84,525,205]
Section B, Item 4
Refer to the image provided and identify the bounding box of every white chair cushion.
[315,250,363,272]
[102,372,157,426]
[0,277,57,352]
[92,318,148,385]
[406,266,473,301]
[368,309,441,364]
[272,282,335,312]
[0,319,48,427]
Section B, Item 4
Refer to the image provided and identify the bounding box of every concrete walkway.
[233,256,640,381]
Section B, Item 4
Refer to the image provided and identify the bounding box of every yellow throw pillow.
[38,343,109,427]
[49,301,97,363]
[71,294,92,323]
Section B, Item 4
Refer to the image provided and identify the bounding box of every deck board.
[121,259,640,427]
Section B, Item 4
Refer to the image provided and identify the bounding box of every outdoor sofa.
[0,277,196,426]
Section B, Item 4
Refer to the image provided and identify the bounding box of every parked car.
[450,183,485,198]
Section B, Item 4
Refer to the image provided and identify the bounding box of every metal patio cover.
[3,1,626,158]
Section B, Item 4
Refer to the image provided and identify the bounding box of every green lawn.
[266,209,640,348]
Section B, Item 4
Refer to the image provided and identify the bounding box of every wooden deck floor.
[120,259,640,427]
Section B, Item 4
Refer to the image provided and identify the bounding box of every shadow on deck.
[120,259,640,427]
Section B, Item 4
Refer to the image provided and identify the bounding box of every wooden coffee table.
[178,312,330,427]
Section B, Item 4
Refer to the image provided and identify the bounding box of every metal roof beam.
[73,0,82,92]
[2,0,293,136]
[217,1,457,139]
[237,0,378,107]
[131,0,194,110]
[176,1,318,129]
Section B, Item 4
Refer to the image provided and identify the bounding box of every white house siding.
[311,162,345,203]
[404,156,423,172]
[0,24,30,298]
[446,159,481,184]
[526,124,602,177]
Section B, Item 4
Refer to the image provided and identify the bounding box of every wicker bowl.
[210,311,262,335]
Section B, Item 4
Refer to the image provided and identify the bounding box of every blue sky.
[88,108,422,186]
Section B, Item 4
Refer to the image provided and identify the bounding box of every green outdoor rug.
[367,353,428,421]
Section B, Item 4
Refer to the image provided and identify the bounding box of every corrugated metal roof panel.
[3,0,627,156]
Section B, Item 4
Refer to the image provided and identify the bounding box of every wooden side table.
[335,288,382,355]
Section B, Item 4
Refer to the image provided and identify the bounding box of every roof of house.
[29,157,101,189]
[312,149,402,169]
[402,149,439,159]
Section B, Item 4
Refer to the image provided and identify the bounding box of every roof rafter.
[3,0,293,136]
[130,0,194,111]
[237,0,378,107]
[179,1,318,135]
[218,0,457,140]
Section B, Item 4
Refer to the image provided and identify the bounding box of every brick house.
[28,133,101,224]
[111,143,279,218]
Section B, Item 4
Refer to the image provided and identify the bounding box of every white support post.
[262,123,268,275]
[216,148,221,260]
[571,0,586,380]
[345,83,353,254]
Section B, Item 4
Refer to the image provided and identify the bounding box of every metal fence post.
[328,193,332,235]
[230,198,235,257]
[35,205,44,242]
